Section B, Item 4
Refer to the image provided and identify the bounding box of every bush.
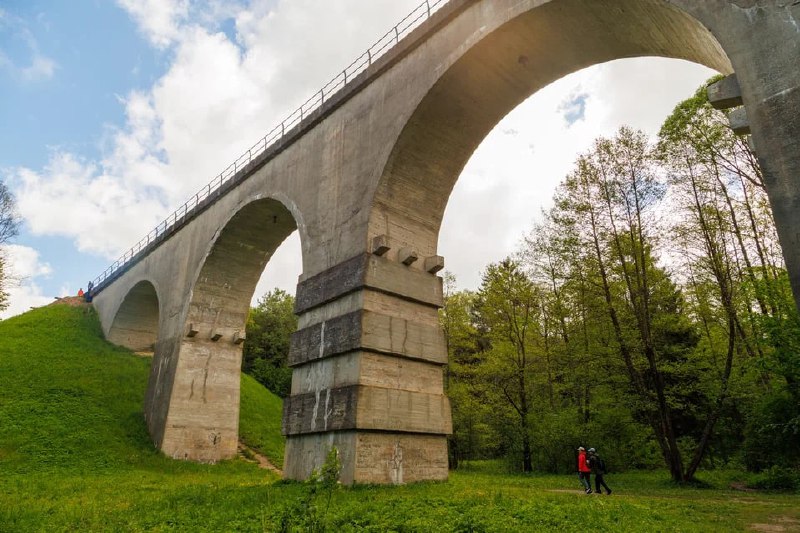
[743,391,800,471]
[249,359,292,397]
[749,466,800,492]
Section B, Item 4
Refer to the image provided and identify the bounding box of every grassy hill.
[0,302,284,472]
[0,303,798,532]
[0,303,288,530]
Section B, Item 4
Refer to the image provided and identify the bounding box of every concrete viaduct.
[90,0,800,485]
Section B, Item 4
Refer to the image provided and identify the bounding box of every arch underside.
[372,0,732,257]
[187,198,298,334]
[107,280,160,353]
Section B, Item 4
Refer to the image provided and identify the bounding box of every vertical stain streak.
[319,321,326,360]
[402,319,409,354]
[311,390,321,431]
[323,388,331,430]
[202,354,211,404]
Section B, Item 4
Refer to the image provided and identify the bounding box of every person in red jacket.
[577,446,592,493]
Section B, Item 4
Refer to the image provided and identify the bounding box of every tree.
[475,259,542,472]
[0,181,21,313]
[243,288,297,397]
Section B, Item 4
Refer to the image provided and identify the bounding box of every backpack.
[596,457,607,474]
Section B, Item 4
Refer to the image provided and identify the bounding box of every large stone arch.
[369,0,732,260]
[107,279,161,353]
[144,196,300,463]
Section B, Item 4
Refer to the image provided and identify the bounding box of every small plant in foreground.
[276,446,341,532]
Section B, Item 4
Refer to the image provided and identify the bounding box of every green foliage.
[743,391,800,472]
[441,79,800,481]
[749,466,800,492]
[243,288,297,397]
[275,447,342,532]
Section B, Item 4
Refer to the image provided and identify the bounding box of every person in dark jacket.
[577,446,592,493]
[587,448,612,495]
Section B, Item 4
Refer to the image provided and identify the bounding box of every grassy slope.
[0,304,798,532]
[0,303,285,471]
[239,373,284,468]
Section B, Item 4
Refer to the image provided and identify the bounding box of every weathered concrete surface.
[107,280,159,353]
[92,0,800,484]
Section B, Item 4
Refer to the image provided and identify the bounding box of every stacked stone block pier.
[283,249,452,484]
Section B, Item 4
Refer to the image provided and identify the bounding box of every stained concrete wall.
[93,0,800,483]
[107,280,160,353]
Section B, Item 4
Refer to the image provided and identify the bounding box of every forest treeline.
[243,80,800,484]
[444,82,799,482]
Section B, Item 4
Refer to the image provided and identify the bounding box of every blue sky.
[1,0,169,305]
[0,0,714,318]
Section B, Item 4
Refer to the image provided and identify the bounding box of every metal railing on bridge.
[90,0,449,291]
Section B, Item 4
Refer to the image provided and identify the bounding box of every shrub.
[749,466,800,492]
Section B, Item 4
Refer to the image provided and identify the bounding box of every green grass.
[239,373,285,468]
[0,303,798,532]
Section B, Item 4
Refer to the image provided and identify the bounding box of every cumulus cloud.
[7,0,423,264]
[10,151,167,258]
[0,245,56,319]
[116,0,191,49]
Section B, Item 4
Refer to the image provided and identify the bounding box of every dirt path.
[750,517,800,532]
[51,296,90,308]
[238,442,282,475]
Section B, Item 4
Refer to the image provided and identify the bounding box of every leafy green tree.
[243,288,297,397]
[441,273,492,467]
[658,80,800,473]
[438,80,799,480]
[474,259,543,472]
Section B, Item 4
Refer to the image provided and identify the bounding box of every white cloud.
[1,245,55,319]
[10,152,167,258]
[116,0,191,49]
[439,58,715,290]
[0,8,57,83]
[4,0,420,264]
[19,54,56,82]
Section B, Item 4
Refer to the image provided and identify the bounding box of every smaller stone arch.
[107,280,160,354]
[145,196,300,463]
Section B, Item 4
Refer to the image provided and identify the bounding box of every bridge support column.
[145,330,243,463]
[282,253,452,485]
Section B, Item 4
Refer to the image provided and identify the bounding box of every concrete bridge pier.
[282,252,452,485]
